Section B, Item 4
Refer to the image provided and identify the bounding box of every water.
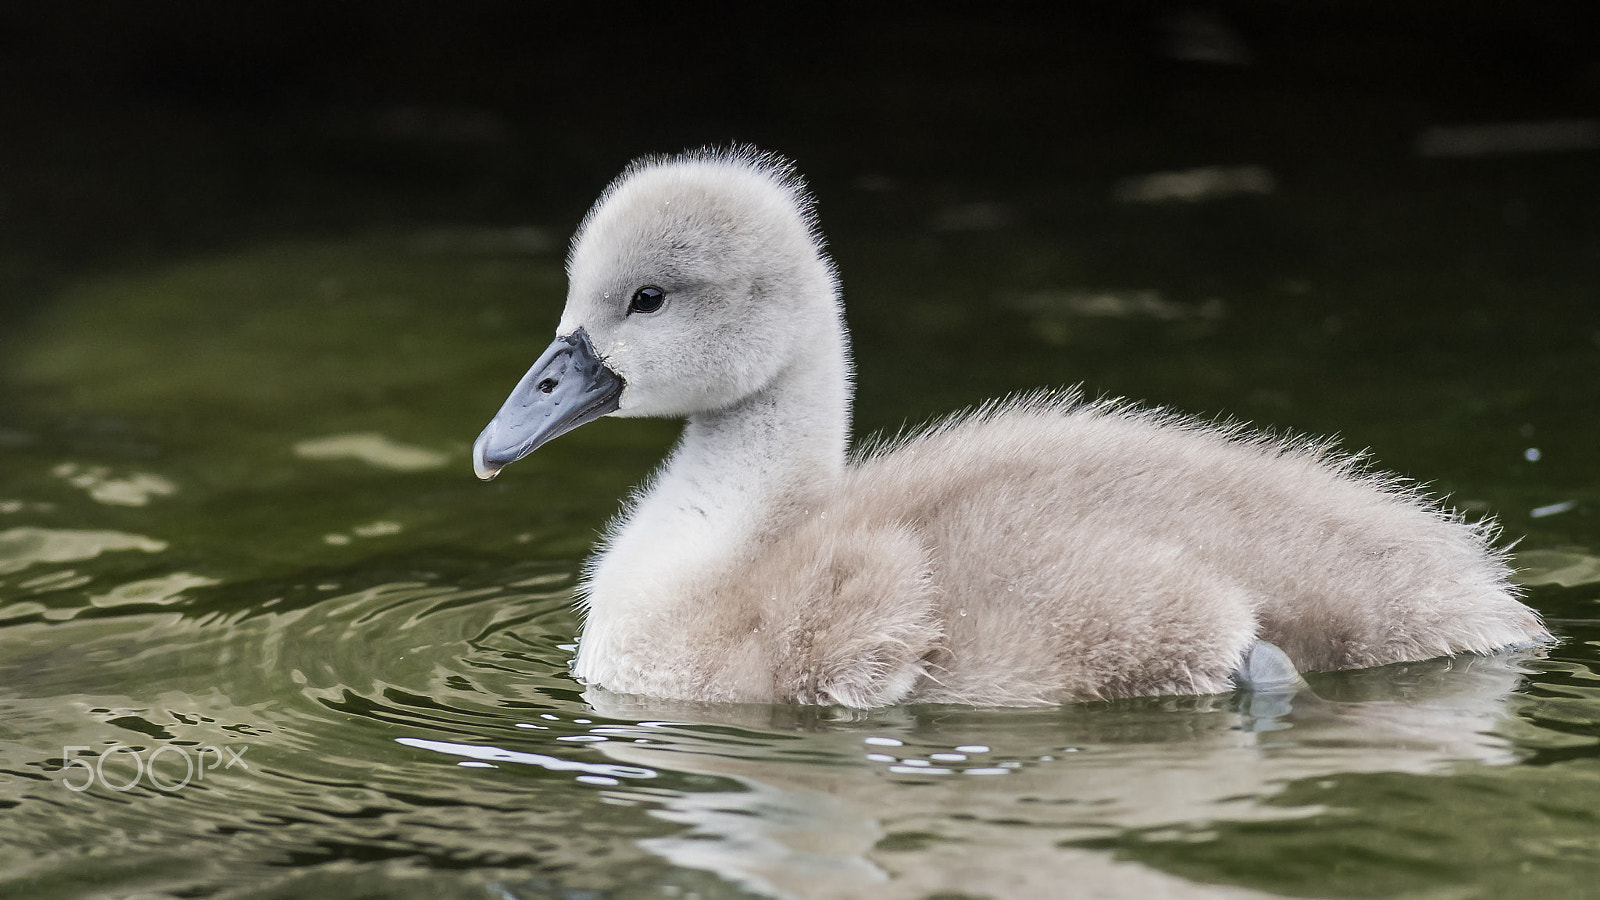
[2,160,1598,897]
[3,11,1600,893]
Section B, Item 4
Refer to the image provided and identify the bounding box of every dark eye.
[628,286,666,315]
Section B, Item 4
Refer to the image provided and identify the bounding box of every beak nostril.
[477,327,620,474]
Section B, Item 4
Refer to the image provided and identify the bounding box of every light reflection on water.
[5,540,1587,900]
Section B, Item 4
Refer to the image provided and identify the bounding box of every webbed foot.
[1234,640,1308,693]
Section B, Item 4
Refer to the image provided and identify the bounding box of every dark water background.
[2,5,1598,898]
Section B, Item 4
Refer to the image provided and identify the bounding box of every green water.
[2,153,1599,900]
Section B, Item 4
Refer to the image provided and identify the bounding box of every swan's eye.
[628,286,666,315]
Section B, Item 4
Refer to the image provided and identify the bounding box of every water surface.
[2,155,1598,900]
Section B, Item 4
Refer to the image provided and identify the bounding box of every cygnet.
[473,148,1548,708]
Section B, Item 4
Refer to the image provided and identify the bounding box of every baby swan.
[473,148,1547,708]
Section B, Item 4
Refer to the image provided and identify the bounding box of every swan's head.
[473,148,842,480]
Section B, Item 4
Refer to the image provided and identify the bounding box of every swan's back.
[782,394,1540,705]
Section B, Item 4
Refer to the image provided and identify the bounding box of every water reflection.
[580,653,1537,899]
[397,736,657,783]
[0,523,1592,898]
[0,527,167,575]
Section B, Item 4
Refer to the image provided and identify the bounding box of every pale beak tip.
[472,429,502,482]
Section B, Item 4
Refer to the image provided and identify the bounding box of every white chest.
[571,470,762,690]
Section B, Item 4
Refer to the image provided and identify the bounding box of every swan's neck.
[579,316,851,622]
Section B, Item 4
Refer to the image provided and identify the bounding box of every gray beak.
[472,328,624,480]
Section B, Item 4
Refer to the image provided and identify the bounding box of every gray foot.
[1234,640,1308,693]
